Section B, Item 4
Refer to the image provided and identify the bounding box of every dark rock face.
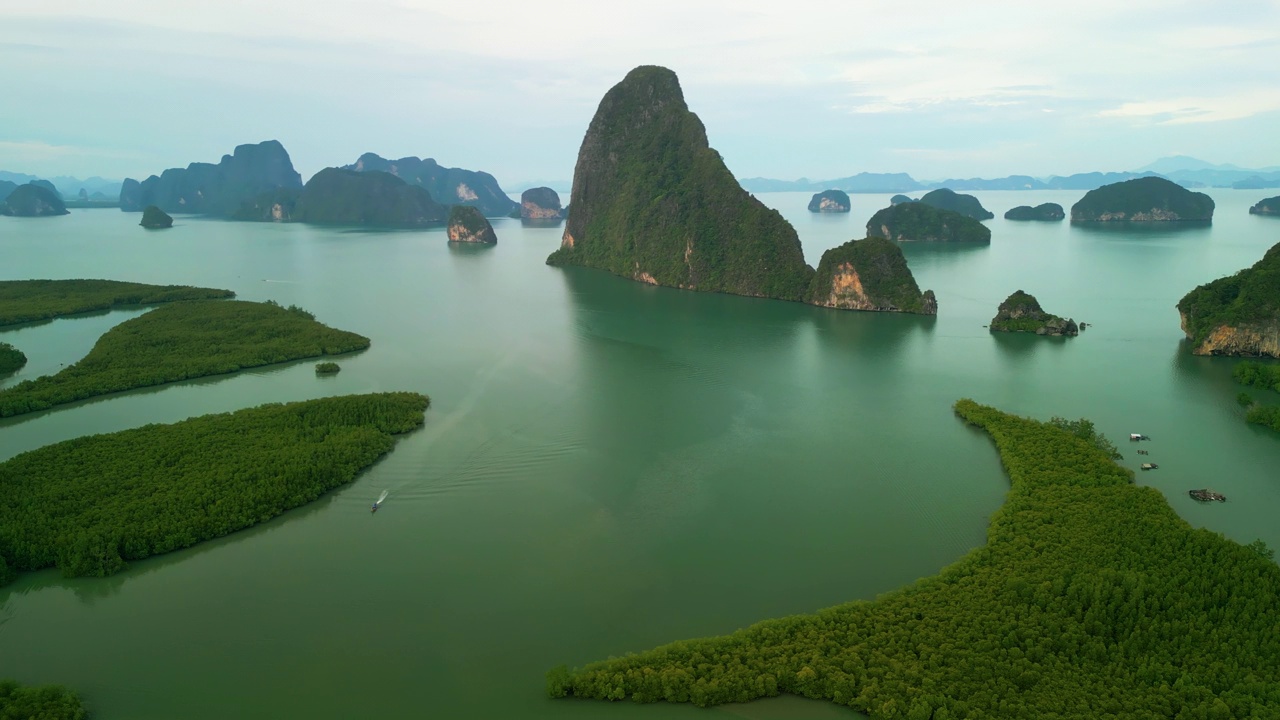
[521,187,563,220]
[2,184,69,217]
[806,236,936,314]
[447,205,498,244]
[344,153,517,217]
[866,202,991,243]
[0,180,16,202]
[890,194,915,205]
[1249,196,1280,216]
[1071,177,1214,222]
[140,205,173,229]
[119,140,303,216]
[807,189,851,213]
[546,66,814,301]
[919,188,994,220]
[990,290,1077,335]
[230,188,301,222]
[1004,203,1065,221]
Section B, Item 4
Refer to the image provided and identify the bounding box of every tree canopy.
[0,300,369,417]
[548,400,1280,719]
[0,392,428,584]
[0,279,233,328]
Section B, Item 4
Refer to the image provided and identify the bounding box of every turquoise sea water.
[0,189,1277,718]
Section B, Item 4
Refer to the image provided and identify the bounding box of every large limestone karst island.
[990,290,1077,335]
[546,66,815,301]
[919,188,994,220]
[343,153,517,217]
[866,202,991,243]
[806,236,936,314]
[1,183,68,217]
[120,140,303,216]
[1178,241,1280,357]
[808,189,851,213]
[1071,176,1214,222]
[233,168,446,228]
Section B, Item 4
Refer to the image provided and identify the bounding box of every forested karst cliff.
[343,153,517,216]
[547,66,814,301]
[805,237,936,314]
[233,169,446,228]
[867,202,991,243]
[1178,242,1280,357]
[120,141,303,215]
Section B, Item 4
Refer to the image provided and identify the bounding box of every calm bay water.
[0,189,1277,718]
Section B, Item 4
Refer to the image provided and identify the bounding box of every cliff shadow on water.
[990,329,1073,361]
[807,303,935,361]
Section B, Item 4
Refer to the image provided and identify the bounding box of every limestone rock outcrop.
[990,291,1077,336]
[807,189,851,213]
[805,236,936,314]
[1178,242,1280,357]
[447,205,497,244]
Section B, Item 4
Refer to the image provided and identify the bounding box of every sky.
[2,0,1279,186]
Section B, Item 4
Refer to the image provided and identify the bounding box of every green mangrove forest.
[0,279,233,327]
[0,392,429,584]
[1233,361,1280,432]
[0,680,86,719]
[0,300,369,417]
[548,400,1280,719]
[0,341,24,376]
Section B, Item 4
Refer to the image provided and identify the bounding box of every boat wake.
[376,489,389,505]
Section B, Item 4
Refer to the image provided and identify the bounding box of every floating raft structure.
[1189,489,1226,503]
[1140,463,1159,471]
[1129,433,1150,441]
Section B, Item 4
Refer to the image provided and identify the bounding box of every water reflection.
[446,242,497,258]
[520,218,565,229]
[1071,221,1212,239]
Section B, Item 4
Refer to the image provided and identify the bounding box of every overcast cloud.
[2,0,1277,184]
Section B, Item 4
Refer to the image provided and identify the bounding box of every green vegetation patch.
[1178,242,1280,347]
[1233,360,1280,393]
[315,361,341,375]
[0,392,428,583]
[0,342,25,376]
[0,279,234,327]
[0,680,85,719]
[0,300,369,417]
[548,400,1280,718]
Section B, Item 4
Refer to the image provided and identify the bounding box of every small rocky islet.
[807,189,851,213]
[990,290,1078,336]
[446,205,497,244]
[519,187,564,220]
[866,201,991,243]
[917,187,994,220]
[1004,203,1065,221]
[140,205,173,229]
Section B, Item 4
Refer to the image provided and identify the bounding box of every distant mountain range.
[739,156,1280,194]
[0,171,122,200]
